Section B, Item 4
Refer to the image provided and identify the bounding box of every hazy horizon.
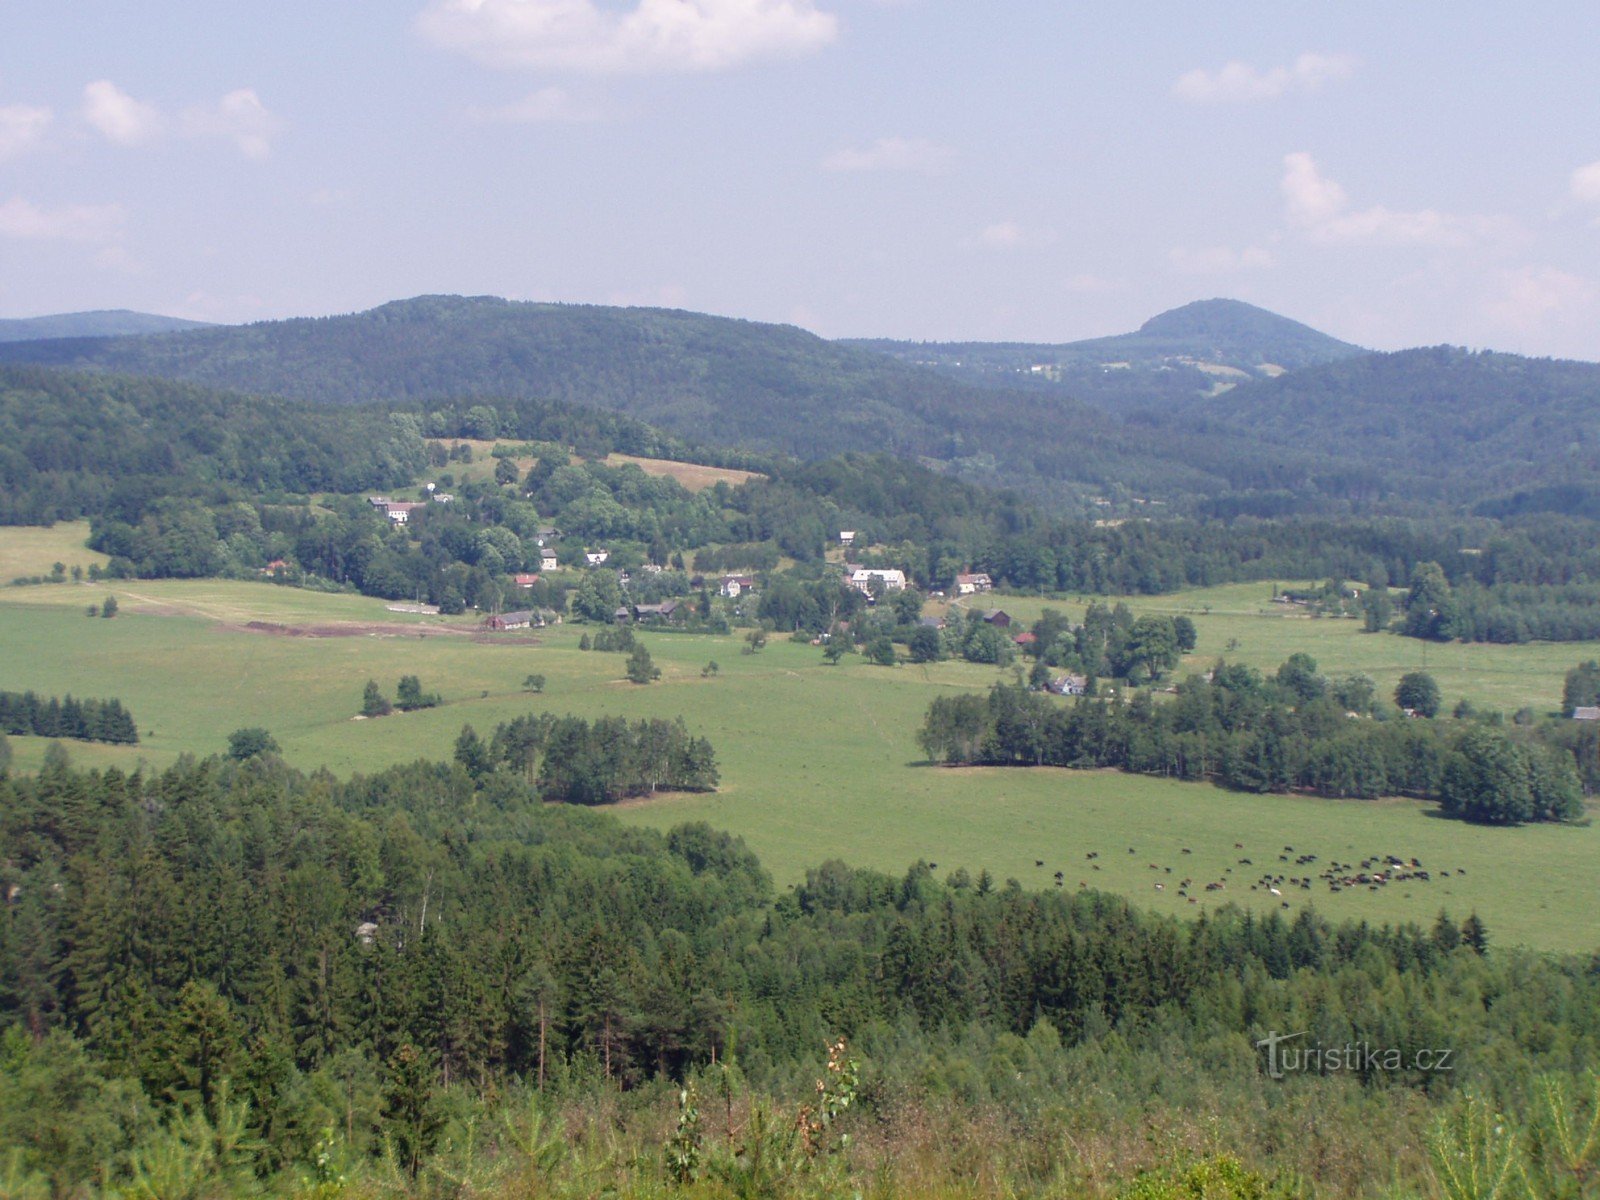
[5,2,1599,358]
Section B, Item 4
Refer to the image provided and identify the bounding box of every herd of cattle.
[1034,842,1463,909]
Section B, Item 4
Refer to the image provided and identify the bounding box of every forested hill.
[7,295,1600,513]
[0,309,212,343]
[1176,347,1600,508]
[0,294,1240,507]
[842,298,1367,405]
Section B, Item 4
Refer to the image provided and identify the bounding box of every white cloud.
[0,196,124,242]
[468,86,602,123]
[823,136,954,174]
[1169,244,1274,274]
[1173,53,1354,104]
[0,105,51,161]
[972,221,1057,249]
[417,0,838,74]
[82,80,162,145]
[181,89,282,159]
[1484,266,1597,336]
[1280,152,1506,247]
[1571,161,1600,206]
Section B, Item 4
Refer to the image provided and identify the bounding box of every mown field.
[2,555,1596,952]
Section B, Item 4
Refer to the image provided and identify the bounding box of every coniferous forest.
[3,750,1598,1198]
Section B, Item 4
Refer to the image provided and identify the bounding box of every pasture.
[2,562,1596,953]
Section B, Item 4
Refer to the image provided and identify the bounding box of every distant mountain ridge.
[842,299,1367,406]
[0,294,1216,505]
[3,293,1597,514]
[0,309,213,343]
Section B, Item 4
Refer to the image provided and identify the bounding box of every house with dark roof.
[483,610,535,631]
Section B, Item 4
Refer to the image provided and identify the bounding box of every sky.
[3,1,1599,358]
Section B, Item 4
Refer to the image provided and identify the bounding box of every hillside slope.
[1176,346,1600,505]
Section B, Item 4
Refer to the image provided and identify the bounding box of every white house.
[954,572,992,595]
[540,549,560,570]
[850,567,906,595]
[839,530,856,546]
[720,574,755,598]
[585,550,610,566]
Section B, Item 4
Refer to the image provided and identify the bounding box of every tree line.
[0,690,138,744]
[918,660,1584,824]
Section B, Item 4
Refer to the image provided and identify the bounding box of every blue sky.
[3,1,1599,357]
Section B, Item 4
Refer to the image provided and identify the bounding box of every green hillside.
[1179,346,1600,505]
[0,308,212,343]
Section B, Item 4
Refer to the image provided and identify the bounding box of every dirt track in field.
[224,619,542,645]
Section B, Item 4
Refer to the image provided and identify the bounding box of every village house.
[720,574,755,598]
[431,492,454,504]
[512,573,540,589]
[955,572,993,595]
[540,549,560,571]
[384,501,421,525]
[1048,674,1088,696]
[980,609,1011,627]
[633,600,684,624]
[585,549,610,566]
[849,567,906,595]
[839,530,856,546]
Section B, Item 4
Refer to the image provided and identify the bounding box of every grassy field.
[417,440,763,493]
[0,520,109,582]
[3,553,1596,952]
[601,453,765,492]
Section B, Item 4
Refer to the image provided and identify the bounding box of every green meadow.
[2,562,1597,953]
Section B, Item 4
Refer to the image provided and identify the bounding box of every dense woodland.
[2,750,1598,1197]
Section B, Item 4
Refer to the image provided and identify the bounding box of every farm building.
[1573,706,1600,720]
[981,609,1012,627]
[512,573,540,589]
[483,610,535,631]
[633,601,684,624]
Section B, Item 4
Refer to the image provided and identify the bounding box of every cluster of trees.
[1397,564,1600,643]
[918,660,1584,823]
[3,750,1597,1194]
[463,712,717,801]
[0,690,138,744]
[362,676,440,717]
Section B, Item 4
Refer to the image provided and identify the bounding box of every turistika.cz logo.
[1255,1030,1455,1079]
